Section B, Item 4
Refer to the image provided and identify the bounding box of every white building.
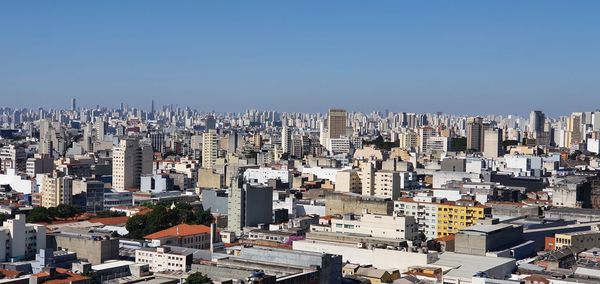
[244,167,292,186]
[394,195,440,240]
[0,214,47,262]
[135,247,191,272]
[0,169,35,194]
[302,166,348,184]
[293,239,438,271]
[328,212,418,241]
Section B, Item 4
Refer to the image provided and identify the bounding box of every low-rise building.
[144,224,212,249]
[135,247,192,272]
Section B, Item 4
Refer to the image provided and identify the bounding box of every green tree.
[185,272,212,284]
[27,207,51,223]
[126,214,149,239]
[0,213,8,224]
[193,209,215,226]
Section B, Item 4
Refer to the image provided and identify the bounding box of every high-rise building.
[466,117,484,152]
[483,128,503,158]
[112,137,153,191]
[418,126,436,153]
[529,110,545,134]
[227,178,273,235]
[0,145,27,173]
[40,174,73,208]
[0,215,46,262]
[327,109,347,140]
[281,126,291,154]
[202,130,218,169]
[71,98,76,111]
[566,112,583,147]
[94,119,107,142]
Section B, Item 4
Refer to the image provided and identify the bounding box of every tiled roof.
[144,224,211,239]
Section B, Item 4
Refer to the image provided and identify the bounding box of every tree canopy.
[126,203,214,239]
[184,272,212,284]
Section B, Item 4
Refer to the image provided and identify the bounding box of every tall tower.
[529,111,545,133]
[202,130,218,169]
[112,138,153,191]
[281,126,291,154]
[327,109,347,139]
[483,128,503,158]
[466,117,484,152]
[71,98,76,111]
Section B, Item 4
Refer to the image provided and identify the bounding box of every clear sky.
[1,1,599,116]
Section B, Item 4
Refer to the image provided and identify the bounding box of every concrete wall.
[53,235,119,265]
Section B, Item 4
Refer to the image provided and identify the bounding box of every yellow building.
[555,230,600,250]
[436,200,490,237]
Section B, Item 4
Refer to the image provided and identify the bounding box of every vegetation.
[0,213,7,225]
[363,136,397,151]
[27,204,85,223]
[184,272,212,284]
[449,137,466,152]
[126,203,214,239]
[502,140,519,148]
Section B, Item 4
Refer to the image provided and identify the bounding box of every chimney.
[210,223,217,252]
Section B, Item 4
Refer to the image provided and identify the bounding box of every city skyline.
[2,1,600,115]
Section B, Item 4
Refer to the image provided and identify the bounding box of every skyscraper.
[529,110,545,134]
[466,117,484,152]
[281,126,291,154]
[202,130,218,169]
[327,109,347,139]
[483,128,503,158]
[71,98,76,111]
[566,112,583,147]
[112,137,153,191]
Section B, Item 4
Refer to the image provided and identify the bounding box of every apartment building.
[39,174,73,208]
[112,137,153,191]
[0,215,47,262]
[394,196,490,239]
[437,199,490,237]
[394,196,440,240]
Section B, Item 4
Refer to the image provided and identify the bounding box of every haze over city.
[3,2,600,284]
[2,1,600,115]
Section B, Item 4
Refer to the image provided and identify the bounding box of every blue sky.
[1,1,599,116]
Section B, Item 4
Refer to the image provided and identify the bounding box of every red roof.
[89,216,130,225]
[144,224,211,239]
[32,268,90,284]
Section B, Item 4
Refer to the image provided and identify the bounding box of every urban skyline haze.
[1,1,599,116]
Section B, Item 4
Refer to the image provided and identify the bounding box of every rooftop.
[144,224,211,239]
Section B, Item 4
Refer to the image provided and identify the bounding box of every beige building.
[335,169,362,194]
[40,174,73,208]
[398,131,418,150]
[112,138,153,191]
[373,171,401,199]
[135,247,192,272]
[555,230,600,250]
[483,128,503,158]
[197,168,224,189]
[358,162,375,196]
[202,130,218,169]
